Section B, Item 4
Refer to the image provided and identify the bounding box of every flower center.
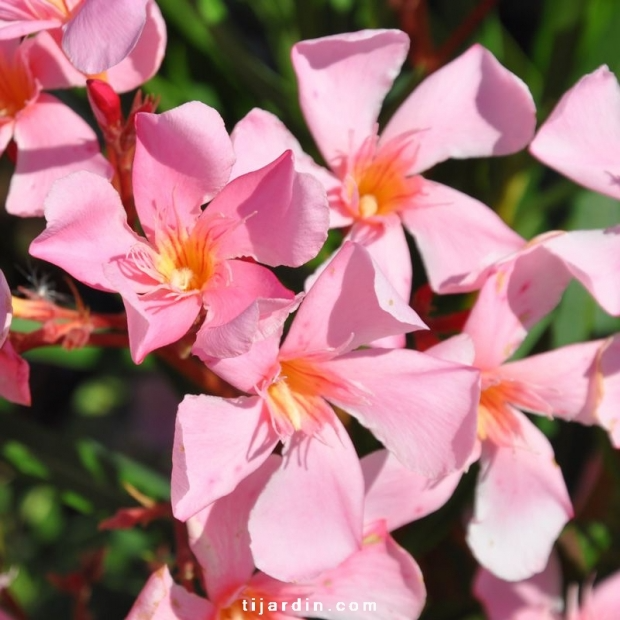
[217,600,247,620]
[154,226,214,293]
[41,0,72,16]
[341,133,421,220]
[477,376,521,444]
[265,358,341,437]
[0,46,36,118]
[217,596,278,620]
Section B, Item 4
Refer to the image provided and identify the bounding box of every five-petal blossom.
[429,265,620,581]
[230,29,536,301]
[172,241,480,580]
[30,101,329,362]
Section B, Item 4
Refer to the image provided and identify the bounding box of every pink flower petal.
[323,348,480,476]
[302,522,425,620]
[195,296,297,361]
[249,422,364,582]
[23,30,84,90]
[195,259,297,360]
[540,228,620,316]
[0,340,30,406]
[315,225,413,332]
[586,570,620,618]
[466,228,620,370]
[474,554,563,620]
[105,0,166,92]
[400,178,525,293]
[282,241,425,357]
[496,340,602,420]
[62,0,148,74]
[0,270,10,343]
[361,450,462,531]
[349,214,412,310]
[292,30,409,168]
[126,565,213,620]
[463,248,571,369]
[210,151,329,267]
[467,409,573,581]
[25,0,165,93]
[595,336,620,447]
[530,66,620,200]
[197,330,282,394]
[231,108,340,193]
[187,456,280,605]
[383,44,536,174]
[106,281,202,364]
[426,333,476,366]
[172,394,278,522]
[0,19,61,41]
[29,171,137,291]
[9,94,111,217]
[133,102,234,241]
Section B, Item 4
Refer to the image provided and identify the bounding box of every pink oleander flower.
[230,29,536,302]
[30,101,329,363]
[456,226,620,337]
[475,553,620,620]
[0,270,30,405]
[530,66,620,201]
[0,33,110,217]
[172,241,479,580]
[429,259,620,581]
[129,449,460,620]
[0,0,151,74]
[23,0,167,93]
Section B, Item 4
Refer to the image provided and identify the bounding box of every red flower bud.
[86,79,122,131]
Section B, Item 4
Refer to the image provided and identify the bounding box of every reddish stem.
[0,590,29,620]
[173,518,202,593]
[392,0,497,73]
[155,344,240,398]
[392,0,435,70]
[107,145,138,230]
[434,0,497,71]
[12,295,236,397]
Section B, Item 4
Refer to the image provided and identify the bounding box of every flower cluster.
[1,4,620,619]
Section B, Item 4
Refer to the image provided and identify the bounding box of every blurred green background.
[2,0,620,618]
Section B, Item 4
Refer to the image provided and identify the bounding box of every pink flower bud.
[87,79,122,131]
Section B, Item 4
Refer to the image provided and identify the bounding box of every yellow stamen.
[477,381,520,443]
[155,227,214,293]
[266,358,341,436]
[0,49,36,118]
[358,194,379,218]
[347,134,420,219]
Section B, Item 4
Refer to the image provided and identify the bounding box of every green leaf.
[552,280,596,348]
[24,346,102,371]
[3,442,49,479]
[72,376,128,418]
[329,0,353,12]
[0,411,168,510]
[60,490,94,514]
[20,485,64,542]
[197,0,228,24]
[574,520,612,570]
